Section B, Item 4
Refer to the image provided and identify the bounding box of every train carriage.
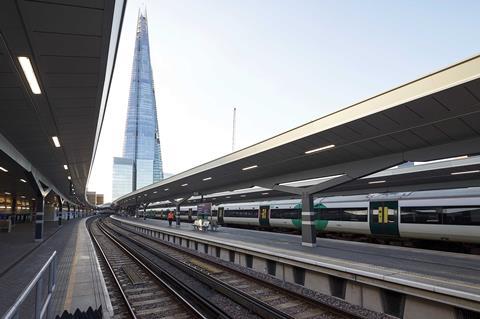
[218,188,480,244]
[142,188,480,244]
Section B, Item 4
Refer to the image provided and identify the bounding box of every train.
[143,188,480,244]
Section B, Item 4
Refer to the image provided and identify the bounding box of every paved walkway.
[54,218,112,317]
[0,217,113,318]
[0,221,63,276]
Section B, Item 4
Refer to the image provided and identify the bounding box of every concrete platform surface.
[0,221,63,276]
[52,218,113,318]
[0,217,113,318]
[113,216,480,302]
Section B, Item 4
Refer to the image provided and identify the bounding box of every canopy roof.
[117,54,480,207]
[0,0,125,205]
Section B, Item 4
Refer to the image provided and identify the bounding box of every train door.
[259,205,270,227]
[217,207,224,225]
[369,201,399,237]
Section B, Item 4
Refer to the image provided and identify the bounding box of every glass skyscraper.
[112,10,163,200]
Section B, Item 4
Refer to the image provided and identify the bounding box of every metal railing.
[2,251,57,319]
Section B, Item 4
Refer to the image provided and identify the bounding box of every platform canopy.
[0,0,125,205]
[145,156,480,207]
[116,54,480,208]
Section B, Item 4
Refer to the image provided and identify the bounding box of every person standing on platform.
[167,211,174,226]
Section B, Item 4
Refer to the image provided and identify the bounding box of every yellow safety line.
[63,230,80,311]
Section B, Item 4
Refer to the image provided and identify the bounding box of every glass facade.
[112,157,134,200]
[112,11,164,199]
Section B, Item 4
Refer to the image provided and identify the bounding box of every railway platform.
[0,217,113,318]
[112,215,480,318]
[0,221,63,276]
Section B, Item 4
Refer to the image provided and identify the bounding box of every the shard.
[112,10,163,200]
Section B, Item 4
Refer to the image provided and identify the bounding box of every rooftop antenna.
[232,107,237,152]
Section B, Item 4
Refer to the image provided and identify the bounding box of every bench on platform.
[192,219,204,231]
[192,219,219,231]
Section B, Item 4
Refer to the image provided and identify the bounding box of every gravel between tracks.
[106,222,261,319]
[113,219,395,319]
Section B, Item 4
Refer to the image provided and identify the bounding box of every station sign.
[197,202,212,215]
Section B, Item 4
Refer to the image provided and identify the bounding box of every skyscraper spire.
[112,8,163,199]
[139,1,147,19]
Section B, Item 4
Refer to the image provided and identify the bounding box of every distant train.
[144,188,480,244]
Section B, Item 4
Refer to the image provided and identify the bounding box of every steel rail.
[87,219,136,319]
[96,219,226,319]
[103,221,298,319]
[113,219,369,319]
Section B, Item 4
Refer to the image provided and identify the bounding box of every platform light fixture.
[164,188,169,191]
[368,180,386,184]
[20,195,26,199]
[52,136,61,148]
[5,192,11,195]
[242,165,258,171]
[20,178,27,183]
[67,176,71,180]
[451,170,480,175]
[262,192,269,195]
[202,177,212,181]
[181,183,188,187]
[240,195,246,197]
[153,191,157,194]
[18,56,41,94]
[0,167,8,172]
[64,165,68,170]
[305,144,335,154]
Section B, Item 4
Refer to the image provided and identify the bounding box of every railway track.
[88,219,131,318]
[88,218,224,319]
[101,217,372,319]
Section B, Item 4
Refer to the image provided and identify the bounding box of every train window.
[224,209,258,218]
[442,207,480,226]
[400,207,442,224]
[269,208,301,219]
[401,206,480,225]
[401,207,441,224]
[315,208,367,222]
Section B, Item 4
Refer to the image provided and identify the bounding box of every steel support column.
[170,197,188,226]
[301,192,316,247]
[35,195,44,242]
[176,203,181,226]
[142,203,149,220]
[11,194,16,226]
[57,196,62,225]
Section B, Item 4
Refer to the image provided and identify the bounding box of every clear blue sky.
[88,0,480,201]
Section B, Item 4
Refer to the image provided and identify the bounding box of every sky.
[87,0,480,202]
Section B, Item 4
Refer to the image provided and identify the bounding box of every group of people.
[166,211,217,231]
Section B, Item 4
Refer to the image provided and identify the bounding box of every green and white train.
[147,188,480,244]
